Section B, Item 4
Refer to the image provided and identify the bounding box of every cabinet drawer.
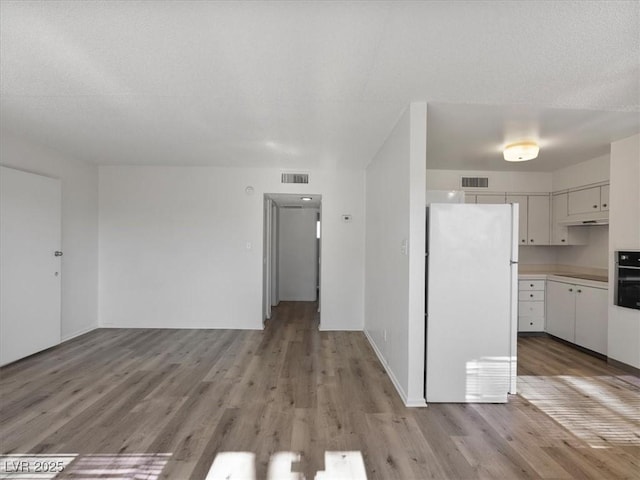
[519,301,544,318]
[519,280,545,291]
[519,316,545,332]
[519,290,544,301]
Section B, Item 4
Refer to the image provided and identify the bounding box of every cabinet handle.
[561,239,566,242]
[521,239,526,243]
[593,205,598,208]
[530,239,534,243]
[603,204,607,208]
[569,288,573,292]
[530,284,534,287]
[577,289,582,293]
[530,294,534,297]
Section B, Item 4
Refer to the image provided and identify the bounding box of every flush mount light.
[503,142,539,162]
[301,197,312,201]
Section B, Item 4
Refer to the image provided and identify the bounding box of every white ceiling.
[427,103,640,171]
[1,1,639,171]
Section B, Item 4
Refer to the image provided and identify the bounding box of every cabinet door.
[568,187,601,215]
[551,193,569,245]
[476,194,506,204]
[506,195,528,245]
[600,185,609,212]
[575,286,608,355]
[551,193,587,246]
[546,281,576,342]
[527,195,550,245]
[464,194,477,204]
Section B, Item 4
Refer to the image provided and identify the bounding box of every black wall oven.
[616,251,640,310]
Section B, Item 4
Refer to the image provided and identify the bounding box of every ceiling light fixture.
[503,142,539,162]
[301,197,312,201]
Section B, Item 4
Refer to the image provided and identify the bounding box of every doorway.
[263,194,321,325]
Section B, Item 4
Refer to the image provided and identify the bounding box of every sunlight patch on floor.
[518,375,640,447]
[206,451,367,480]
[0,453,169,480]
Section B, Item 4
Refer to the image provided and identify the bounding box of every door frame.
[262,193,322,326]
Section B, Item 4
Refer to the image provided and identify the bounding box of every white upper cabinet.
[505,194,550,246]
[527,195,550,245]
[568,186,603,215]
[551,193,587,245]
[600,184,609,211]
[506,195,528,245]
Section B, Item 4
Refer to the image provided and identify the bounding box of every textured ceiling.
[1,1,639,170]
[426,103,640,171]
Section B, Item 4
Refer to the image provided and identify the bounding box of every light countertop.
[519,270,608,288]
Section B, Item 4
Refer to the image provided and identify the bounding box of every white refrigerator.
[425,203,518,403]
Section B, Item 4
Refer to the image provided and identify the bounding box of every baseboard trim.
[61,325,98,342]
[546,333,607,361]
[517,331,547,337]
[363,329,413,407]
[99,324,263,330]
[608,357,640,376]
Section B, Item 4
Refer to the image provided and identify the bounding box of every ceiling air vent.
[281,173,309,184]
[461,176,489,188]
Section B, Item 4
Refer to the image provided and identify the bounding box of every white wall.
[364,103,426,406]
[407,103,427,404]
[365,107,410,402]
[552,154,610,191]
[608,134,640,369]
[426,169,552,193]
[0,131,99,340]
[99,166,364,331]
[557,226,609,270]
[278,207,318,301]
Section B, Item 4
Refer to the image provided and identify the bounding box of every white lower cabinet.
[546,280,608,355]
[518,279,545,332]
[546,281,576,341]
[574,286,608,354]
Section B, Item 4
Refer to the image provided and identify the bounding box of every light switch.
[401,238,408,255]
[246,242,252,250]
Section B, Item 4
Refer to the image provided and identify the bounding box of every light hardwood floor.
[1,301,639,479]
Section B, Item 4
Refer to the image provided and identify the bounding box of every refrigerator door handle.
[510,260,518,264]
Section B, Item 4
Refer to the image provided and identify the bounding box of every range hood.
[559,217,609,226]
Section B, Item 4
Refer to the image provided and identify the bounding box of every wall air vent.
[281,173,309,184]
[461,176,489,188]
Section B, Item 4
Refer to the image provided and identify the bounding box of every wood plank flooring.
[1,301,639,479]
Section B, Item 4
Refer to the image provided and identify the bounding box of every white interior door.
[278,207,318,301]
[0,166,61,366]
